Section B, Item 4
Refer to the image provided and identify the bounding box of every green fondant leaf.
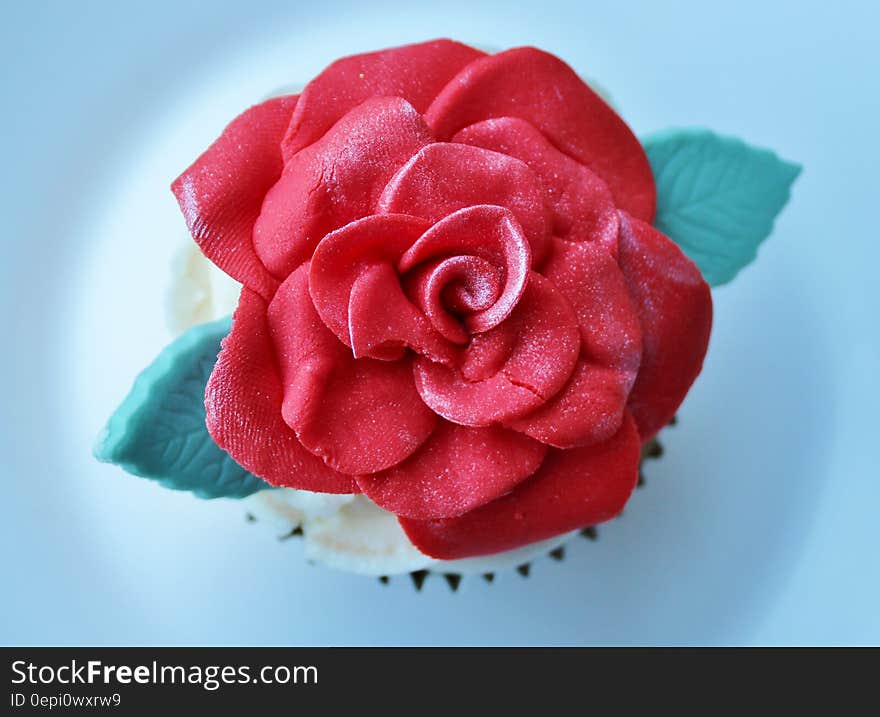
[94,317,269,499]
[643,128,800,286]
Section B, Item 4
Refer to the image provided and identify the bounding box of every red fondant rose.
[172,40,712,559]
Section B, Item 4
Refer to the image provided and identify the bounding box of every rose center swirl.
[397,204,532,346]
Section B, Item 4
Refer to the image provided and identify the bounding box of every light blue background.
[1,0,877,645]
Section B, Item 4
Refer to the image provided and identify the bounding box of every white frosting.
[245,484,577,576]
[166,244,241,334]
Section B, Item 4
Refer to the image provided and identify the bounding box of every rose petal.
[282,39,485,159]
[356,422,547,520]
[618,213,713,440]
[204,287,355,493]
[509,361,632,449]
[413,273,580,426]
[399,205,531,333]
[308,214,453,363]
[268,264,438,474]
[458,328,515,382]
[425,47,656,222]
[309,214,427,338]
[454,117,619,255]
[509,239,642,447]
[543,239,643,371]
[348,262,456,364]
[171,95,297,300]
[254,97,432,278]
[400,411,641,559]
[378,143,551,264]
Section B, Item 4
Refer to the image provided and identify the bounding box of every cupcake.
[95,39,799,587]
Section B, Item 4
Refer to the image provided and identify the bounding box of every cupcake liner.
[247,424,671,591]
